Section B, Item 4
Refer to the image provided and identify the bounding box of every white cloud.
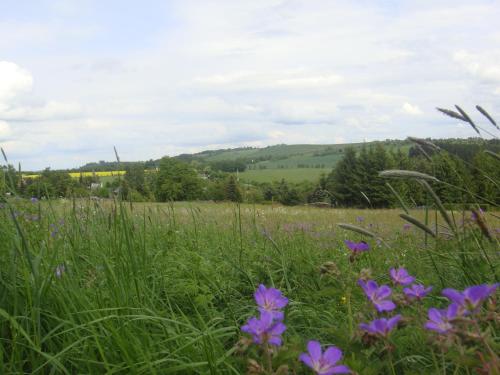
[0,121,11,138]
[0,61,33,108]
[402,102,422,115]
[1,1,500,169]
[0,61,82,122]
[453,50,500,83]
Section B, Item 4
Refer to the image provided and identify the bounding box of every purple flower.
[403,224,411,231]
[358,279,396,312]
[359,315,401,338]
[299,340,350,374]
[254,284,288,320]
[344,240,369,254]
[442,284,498,314]
[403,284,432,300]
[356,216,364,223]
[424,304,459,334]
[471,208,484,221]
[390,267,415,286]
[30,197,38,203]
[241,311,286,346]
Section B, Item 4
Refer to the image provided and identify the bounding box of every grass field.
[239,168,330,183]
[0,199,498,374]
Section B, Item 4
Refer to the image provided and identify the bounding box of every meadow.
[0,198,498,374]
[239,168,331,184]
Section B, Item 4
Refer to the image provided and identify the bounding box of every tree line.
[2,138,498,208]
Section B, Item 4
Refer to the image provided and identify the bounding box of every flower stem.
[264,343,273,374]
[387,347,397,375]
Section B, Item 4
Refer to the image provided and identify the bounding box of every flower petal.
[307,340,322,362]
[332,365,351,374]
[377,285,392,299]
[375,300,396,312]
[387,315,401,330]
[323,346,342,365]
[299,353,314,369]
[442,288,464,305]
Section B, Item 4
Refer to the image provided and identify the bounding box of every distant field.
[22,171,126,179]
[239,167,330,183]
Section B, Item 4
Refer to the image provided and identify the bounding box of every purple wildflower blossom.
[358,279,396,312]
[471,208,484,221]
[299,340,350,374]
[344,240,369,254]
[359,315,401,338]
[403,284,432,300]
[403,223,411,231]
[390,267,415,286]
[424,304,459,334]
[442,284,498,314]
[30,197,38,203]
[254,284,288,320]
[241,311,286,346]
[356,216,364,223]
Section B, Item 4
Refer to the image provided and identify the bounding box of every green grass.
[239,168,331,183]
[0,199,498,374]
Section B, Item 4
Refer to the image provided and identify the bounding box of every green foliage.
[154,157,202,201]
[210,159,247,172]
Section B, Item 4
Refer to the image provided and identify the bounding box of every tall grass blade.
[407,137,441,152]
[484,150,500,161]
[454,105,480,135]
[379,170,439,182]
[418,180,457,235]
[436,107,466,121]
[476,105,499,130]
[385,182,409,214]
[337,223,376,238]
[399,213,436,238]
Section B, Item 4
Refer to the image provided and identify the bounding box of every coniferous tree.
[327,147,360,206]
[225,175,242,202]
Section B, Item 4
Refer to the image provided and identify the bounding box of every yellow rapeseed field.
[22,171,126,179]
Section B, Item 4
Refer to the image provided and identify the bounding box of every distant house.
[90,182,102,190]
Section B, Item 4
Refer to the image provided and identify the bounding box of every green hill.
[180,140,411,183]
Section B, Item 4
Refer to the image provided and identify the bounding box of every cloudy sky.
[1,0,500,170]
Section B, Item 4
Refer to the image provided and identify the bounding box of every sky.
[1,0,500,170]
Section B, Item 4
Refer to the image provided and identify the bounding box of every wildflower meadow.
[0,194,498,374]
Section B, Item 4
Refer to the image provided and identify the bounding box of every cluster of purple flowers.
[357,281,400,339]
[390,267,432,301]
[425,283,498,334]
[241,284,288,346]
[241,285,351,374]
[358,267,432,339]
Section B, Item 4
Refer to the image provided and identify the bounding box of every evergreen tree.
[224,175,242,202]
[327,147,360,206]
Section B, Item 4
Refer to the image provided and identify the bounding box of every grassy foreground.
[0,199,498,374]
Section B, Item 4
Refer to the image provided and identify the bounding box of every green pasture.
[239,168,330,183]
